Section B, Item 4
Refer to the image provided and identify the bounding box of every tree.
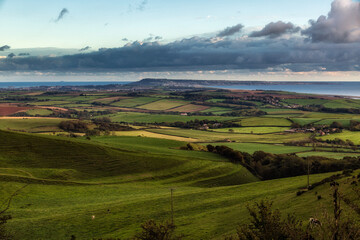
[291,122,301,129]
[235,200,308,240]
[330,121,343,129]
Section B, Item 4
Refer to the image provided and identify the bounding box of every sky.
[0,0,360,81]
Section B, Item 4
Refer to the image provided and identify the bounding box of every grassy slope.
[0,131,263,239]
[0,118,64,133]
[5,170,357,240]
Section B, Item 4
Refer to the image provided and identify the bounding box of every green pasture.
[110,97,159,108]
[213,127,290,134]
[138,99,189,111]
[148,128,310,143]
[26,109,53,116]
[0,130,356,239]
[239,117,292,127]
[202,142,312,154]
[105,112,240,123]
[318,130,360,145]
[0,118,64,133]
[297,151,360,159]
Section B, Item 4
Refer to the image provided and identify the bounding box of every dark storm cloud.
[1,36,360,72]
[79,46,91,52]
[54,8,69,22]
[250,21,300,38]
[217,24,244,37]
[302,0,360,43]
[0,45,10,51]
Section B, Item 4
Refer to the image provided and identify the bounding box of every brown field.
[0,103,32,116]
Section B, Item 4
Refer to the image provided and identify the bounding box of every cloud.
[155,36,163,40]
[2,0,360,73]
[137,0,148,11]
[122,38,129,41]
[18,53,30,56]
[54,8,69,23]
[7,53,15,58]
[79,46,91,52]
[144,36,153,42]
[128,0,148,12]
[0,45,10,51]
[1,36,360,72]
[302,0,360,43]
[250,21,300,38]
[217,24,244,37]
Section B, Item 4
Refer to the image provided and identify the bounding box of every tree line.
[185,143,360,180]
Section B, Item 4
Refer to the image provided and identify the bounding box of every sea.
[211,82,360,98]
[1,81,360,97]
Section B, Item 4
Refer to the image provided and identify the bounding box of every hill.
[1,130,359,239]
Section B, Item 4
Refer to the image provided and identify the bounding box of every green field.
[138,99,189,110]
[106,112,240,123]
[318,130,360,145]
[201,106,233,114]
[110,97,159,108]
[170,104,209,112]
[291,118,321,126]
[282,98,329,106]
[239,117,292,127]
[0,118,65,133]
[148,128,310,143]
[203,142,312,154]
[2,88,360,239]
[213,127,290,134]
[26,109,53,116]
[1,130,356,239]
[297,151,360,159]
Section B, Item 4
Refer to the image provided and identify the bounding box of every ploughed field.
[1,88,360,239]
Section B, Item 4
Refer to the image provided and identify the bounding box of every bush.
[133,220,182,240]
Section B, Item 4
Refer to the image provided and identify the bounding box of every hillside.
[0,130,358,239]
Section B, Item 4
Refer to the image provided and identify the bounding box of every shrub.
[133,220,182,240]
